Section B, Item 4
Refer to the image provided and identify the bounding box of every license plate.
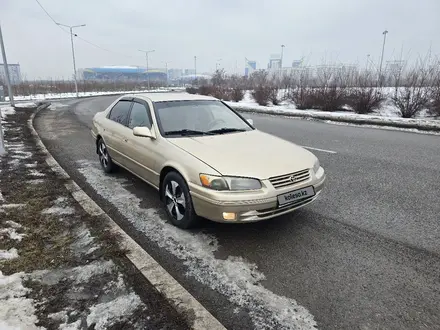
[277,186,315,207]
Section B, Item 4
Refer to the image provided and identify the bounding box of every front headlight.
[313,159,320,173]
[199,174,262,191]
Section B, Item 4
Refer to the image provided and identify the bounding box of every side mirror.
[133,126,154,138]
[246,118,254,126]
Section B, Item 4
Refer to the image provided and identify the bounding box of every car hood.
[168,130,317,179]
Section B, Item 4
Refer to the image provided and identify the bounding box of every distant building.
[79,65,166,82]
[245,58,256,77]
[0,63,22,85]
[168,68,183,80]
[184,69,196,76]
[268,54,281,70]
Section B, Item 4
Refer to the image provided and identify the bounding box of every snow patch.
[0,271,41,330]
[32,260,115,286]
[77,161,317,329]
[41,196,75,215]
[86,292,142,330]
[0,204,26,210]
[27,179,45,185]
[0,228,26,242]
[14,102,37,108]
[28,169,45,177]
[0,106,16,118]
[0,248,19,260]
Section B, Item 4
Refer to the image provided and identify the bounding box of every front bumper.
[190,168,326,223]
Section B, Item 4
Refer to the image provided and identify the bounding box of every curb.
[229,105,440,133]
[28,105,226,330]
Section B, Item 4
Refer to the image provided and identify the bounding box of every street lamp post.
[378,30,388,86]
[139,49,155,89]
[0,23,13,155]
[56,22,86,98]
[215,58,222,71]
[194,56,197,83]
[280,44,285,68]
[163,61,171,87]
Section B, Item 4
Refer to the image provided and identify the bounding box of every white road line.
[300,145,337,154]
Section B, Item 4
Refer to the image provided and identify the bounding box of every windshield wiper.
[164,129,213,136]
[207,127,247,134]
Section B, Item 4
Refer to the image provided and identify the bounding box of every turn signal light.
[222,212,236,221]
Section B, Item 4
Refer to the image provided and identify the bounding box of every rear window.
[109,100,131,125]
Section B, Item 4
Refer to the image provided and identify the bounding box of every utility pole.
[194,56,197,83]
[56,22,86,98]
[0,23,14,107]
[0,22,13,155]
[378,30,388,86]
[280,44,285,69]
[163,61,171,87]
[139,49,155,89]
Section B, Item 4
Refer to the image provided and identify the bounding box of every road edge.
[27,105,226,330]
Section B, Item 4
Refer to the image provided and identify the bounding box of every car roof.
[125,92,218,103]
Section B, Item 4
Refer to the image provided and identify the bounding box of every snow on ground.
[5,87,185,102]
[41,196,75,215]
[0,248,19,260]
[14,102,37,108]
[77,160,318,330]
[0,271,41,330]
[226,90,440,124]
[226,91,440,131]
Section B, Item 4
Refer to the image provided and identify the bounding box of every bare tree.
[428,64,440,117]
[228,74,245,102]
[250,70,271,106]
[347,70,385,114]
[288,69,317,109]
[392,59,435,118]
[314,66,349,111]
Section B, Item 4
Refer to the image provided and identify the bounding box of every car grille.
[269,169,310,189]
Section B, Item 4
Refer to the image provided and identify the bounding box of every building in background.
[268,54,281,70]
[168,68,183,81]
[79,65,166,82]
[0,63,22,85]
[244,58,256,77]
[184,69,195,76]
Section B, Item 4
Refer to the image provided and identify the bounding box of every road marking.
[300,145,337,154]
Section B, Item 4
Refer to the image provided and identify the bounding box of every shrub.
[250,70,271,106]
[391,68,432,118]
[186,86,198,94]
[428,70,440,116]
[347,72,385,114]
[251,88,271,106]
[230,88,244,102]
[289,87,317,109]
[198,85,213,96]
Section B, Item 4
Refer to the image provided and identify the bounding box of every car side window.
[108,100,131,126]
[128,102,152,129]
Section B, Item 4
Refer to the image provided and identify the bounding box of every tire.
[162,171,199,229]
[97,138,115,173]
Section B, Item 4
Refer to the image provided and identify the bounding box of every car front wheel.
[162,171,199,229]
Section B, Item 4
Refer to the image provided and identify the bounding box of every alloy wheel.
[98,142,109,169]
[165,180,186,221]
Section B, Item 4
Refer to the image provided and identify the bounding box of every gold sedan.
[91,93,326,229]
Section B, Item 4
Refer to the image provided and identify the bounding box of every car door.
[123,98,160,186]
[104,98,133,167]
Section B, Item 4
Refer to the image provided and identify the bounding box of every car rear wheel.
[162,171,199,229]
[97,138,115,173]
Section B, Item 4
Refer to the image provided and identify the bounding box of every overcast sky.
[2,0,439,79]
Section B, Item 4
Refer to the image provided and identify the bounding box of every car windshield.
[154,100,253,136]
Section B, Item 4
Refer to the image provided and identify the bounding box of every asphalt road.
[35,96,440,330]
